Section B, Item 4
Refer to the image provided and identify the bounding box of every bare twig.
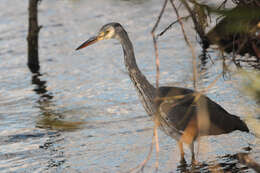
[200,72,222,94]
[181,0,208,48]
[170,0,198,90]
[147,0,168,172]
[156,15,190,39]
[154,123,160,172]
[128,133,155,173]
[218,0,228,9]
[130,1,169,172]
[128,123,160,173]
[151,0,168,90]
[152,35,160,90]
[150,1,169,171]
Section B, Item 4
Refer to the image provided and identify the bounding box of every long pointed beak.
[75,36,99,51]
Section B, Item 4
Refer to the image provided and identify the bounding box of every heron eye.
[105,30,110,35]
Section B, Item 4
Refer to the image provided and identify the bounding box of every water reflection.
[198,48,210,81]
[32,73,53,103]
[31,73,84,170]
[0,0,257,171]
[176,152,249,173]
[39,132,66,170]
[32,73,84,131]
[198,48,209,72]
[37,114,85,131]
[31,73,65,169]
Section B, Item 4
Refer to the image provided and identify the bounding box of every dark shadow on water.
[32,73,53,102]
[176,152,252,173]
[31,72,86,170]
[31,73,66,169]
[39,132,66,170]
[198,48,210,72]
[31,73,84,131]
[198,48,211,81]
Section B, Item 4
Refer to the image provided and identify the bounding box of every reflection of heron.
[177,152,252,172]
[76,23,249,162]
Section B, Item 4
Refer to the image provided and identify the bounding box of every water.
[0,0,259,172]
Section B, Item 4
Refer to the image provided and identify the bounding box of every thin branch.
[128,123,160,173]
[200,55,238,95]
[128,133,155,173]
[151,0,168,90]
[129,2,169,172]
[152,35,160,90]
[156,15,190,39]
[151,0,168,34]
[149,1,168,171]
[170,0,198,90]
[181,0,208,48]
[218,0,228,9]
[154,123,160,172]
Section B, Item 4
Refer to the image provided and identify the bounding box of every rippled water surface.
[0,0,259,172]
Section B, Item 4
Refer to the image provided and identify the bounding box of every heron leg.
[178,141,186,164]
[189,141,195,162]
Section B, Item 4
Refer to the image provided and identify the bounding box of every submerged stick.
[27,0,41,73]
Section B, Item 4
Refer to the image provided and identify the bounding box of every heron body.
[76,22,249,161]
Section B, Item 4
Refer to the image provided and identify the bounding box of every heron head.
[76,22,122,50]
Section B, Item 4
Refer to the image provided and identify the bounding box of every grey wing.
[157,96,197,140]
[205,97,249,134]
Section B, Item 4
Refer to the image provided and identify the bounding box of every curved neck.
[117,29,156,116]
